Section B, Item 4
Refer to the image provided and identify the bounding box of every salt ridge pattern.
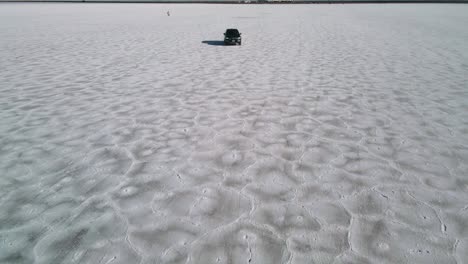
[0,4,468,264]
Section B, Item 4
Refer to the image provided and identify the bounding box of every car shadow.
[201,40,226,46]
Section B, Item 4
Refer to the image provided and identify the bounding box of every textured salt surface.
[1,3,468,264]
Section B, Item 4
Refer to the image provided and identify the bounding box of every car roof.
[226,28,239,32]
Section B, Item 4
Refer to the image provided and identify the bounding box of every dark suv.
[224,29,242,45]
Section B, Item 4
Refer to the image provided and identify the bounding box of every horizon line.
[2,0,468,3]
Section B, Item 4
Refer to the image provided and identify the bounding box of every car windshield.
[226,29,240,37]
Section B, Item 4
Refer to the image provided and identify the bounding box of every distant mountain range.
[1,0,467,3]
